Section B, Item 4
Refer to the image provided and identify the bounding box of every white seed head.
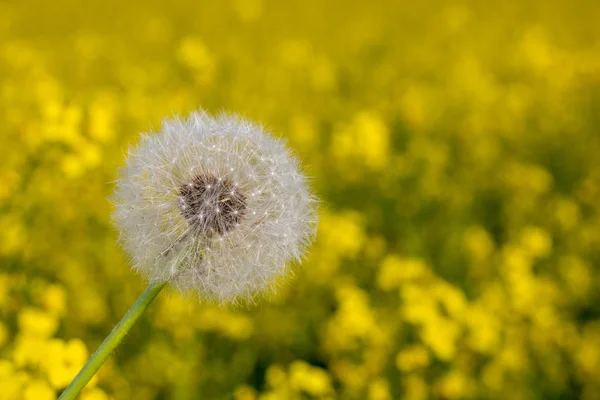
[112,110,318,303]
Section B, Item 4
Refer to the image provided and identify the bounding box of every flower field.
[1,0,600,399]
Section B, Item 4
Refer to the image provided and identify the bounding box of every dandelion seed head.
[112,110,318,303]
[178,174,245,236]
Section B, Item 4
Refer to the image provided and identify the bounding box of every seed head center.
[178,174,246,236]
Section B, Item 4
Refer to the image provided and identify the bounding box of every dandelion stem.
[58,281,167,400]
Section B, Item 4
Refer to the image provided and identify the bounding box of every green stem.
[58,281,167,400]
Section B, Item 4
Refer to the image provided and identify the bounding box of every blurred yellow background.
[1,0,600,399]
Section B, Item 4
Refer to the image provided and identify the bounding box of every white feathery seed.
[112,110,318,303]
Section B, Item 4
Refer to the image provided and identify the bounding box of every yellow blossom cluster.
[2,0,600,399]
[0,280,110,399]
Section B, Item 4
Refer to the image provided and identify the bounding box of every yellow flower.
[325,284,377,351]
[520,226,552,259]
[88,93,117,143]
[79,388,110,400]
[498,341,528,372]
[433,281,467,318]
[42,339,90,389]
[396,345,430,372]
[553,197,580,231]
[368,378,392,400]
[222,314,254,340]
[0,369,31,400]
[330,111,389,172]
[0,359,15,380]
[464,305,501,354]
[377,255,428,291]
[421,316,461,361]
[330,361,368,392]
[289,115,318,152]
[61,155,85,179]
[265,364,287,388]
[279,39,312,68]
[435,370,472,399]
[0,216,26,256]
[520,27,554,72]
[288,360,332,397]
[41,284,67,317]
[463,225,495,265]
[318,211,365,259]
[399,85,430,130]
[353,112,389,170]
[177,37,216,84]
[403,375,428,400]
[13,336,49,368]
[17,308,58,339]
[23,379,56,400]
[559,256,592,299]
[575,324,600,376]
[401,284,438,325]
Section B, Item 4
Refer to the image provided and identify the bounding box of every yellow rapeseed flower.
[396,345,430,372]
[79,388,110,400]
[41,284,67,317]
[17,308,58,338]
[288,360,332,397]
[23,380,56,400]
[377,255,428,291]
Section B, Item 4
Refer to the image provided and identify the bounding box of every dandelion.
[59,110,317,399]
[113,109,317,302]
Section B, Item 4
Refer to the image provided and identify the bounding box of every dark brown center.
[178,174,246,236]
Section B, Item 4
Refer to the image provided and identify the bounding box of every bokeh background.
[1,0,600,399]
